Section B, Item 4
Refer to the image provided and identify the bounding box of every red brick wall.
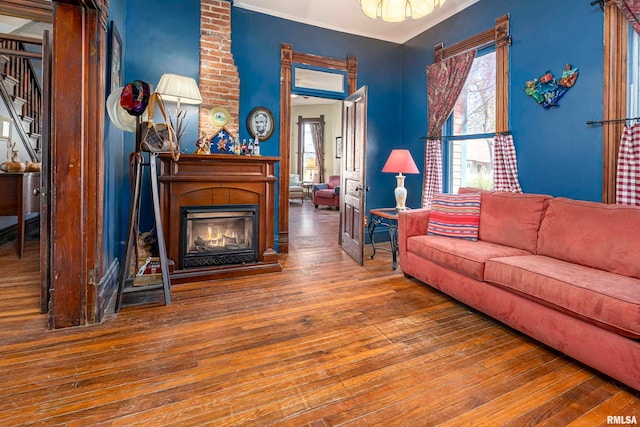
[200,0,240,137]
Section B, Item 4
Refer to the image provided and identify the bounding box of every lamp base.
[394,174,407,210]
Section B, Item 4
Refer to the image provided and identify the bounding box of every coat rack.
[115,122,171,312]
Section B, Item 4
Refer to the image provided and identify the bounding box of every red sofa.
[398,190,640,391]
[312,175,340,210]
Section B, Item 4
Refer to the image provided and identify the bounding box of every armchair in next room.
[312,175,340,210]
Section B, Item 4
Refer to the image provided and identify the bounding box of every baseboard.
[0,216,40,248]
[96,258,120,320]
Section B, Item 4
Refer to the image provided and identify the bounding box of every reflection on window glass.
[448,52,496,194]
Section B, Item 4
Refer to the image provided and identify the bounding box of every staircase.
[0,33,43,163]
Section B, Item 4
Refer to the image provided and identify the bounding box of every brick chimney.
[199,0,240,137]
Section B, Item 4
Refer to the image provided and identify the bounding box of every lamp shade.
[306,157,316,168]
[359,0,446,22]
[156,73,202,105]
[382,149,420,174]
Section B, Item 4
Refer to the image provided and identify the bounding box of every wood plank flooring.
[0,201,638,426]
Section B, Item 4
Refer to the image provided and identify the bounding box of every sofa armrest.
[398,208,430,268]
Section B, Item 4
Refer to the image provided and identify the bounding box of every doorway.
[289,97,343,239]
[0,12,51,313]
[277,43,357,254]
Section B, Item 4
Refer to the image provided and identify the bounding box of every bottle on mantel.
[253,136,260,156]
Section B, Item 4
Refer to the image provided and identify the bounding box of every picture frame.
[107,21,122,94]
[247,106,274,141]
[335,136,342,159]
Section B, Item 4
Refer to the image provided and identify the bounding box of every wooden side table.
[302,182,314,199]
[0,172,40,258]
[368,207,403,270]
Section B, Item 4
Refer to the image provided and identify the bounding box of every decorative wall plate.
[209,106,231,128]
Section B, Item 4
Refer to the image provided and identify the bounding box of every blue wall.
[119,0,201,241]
[403,0,604,202]
[110,0,609,260]
[231,8,404,214]
[103,0,126,272]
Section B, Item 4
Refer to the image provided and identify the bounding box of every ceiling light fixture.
[360,0,447,23]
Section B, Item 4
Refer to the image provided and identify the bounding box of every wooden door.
[39,29,51,314]
[340,86,367,265]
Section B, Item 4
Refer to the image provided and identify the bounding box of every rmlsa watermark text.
[607,415,638,425]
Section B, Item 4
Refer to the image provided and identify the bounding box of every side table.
[368,207,404,270]
[302,182,314,199]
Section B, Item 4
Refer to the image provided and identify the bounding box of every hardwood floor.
[0,201,638,426]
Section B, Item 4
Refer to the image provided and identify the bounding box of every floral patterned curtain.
[422,50,477,208]
[615,0,640,35]
[310,122,325,184]
[493,134,523,193]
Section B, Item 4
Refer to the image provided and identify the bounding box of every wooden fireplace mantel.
[158,153,282,283]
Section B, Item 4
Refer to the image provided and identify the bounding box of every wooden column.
[278,43,293,254]
[49,1,107,328]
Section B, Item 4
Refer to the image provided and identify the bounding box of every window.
[446,51,496,193]
[297,116,324,183]
[0,116,11,142]
[629,25,640,118]
[602,4,635,203]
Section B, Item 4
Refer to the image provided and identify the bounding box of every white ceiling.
[234,0,480,44]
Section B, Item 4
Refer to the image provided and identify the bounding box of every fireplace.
[158,154,281,283]
[180,205,259,269]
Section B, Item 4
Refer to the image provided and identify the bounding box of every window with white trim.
[445,50,496,193]
[629,25,640,118]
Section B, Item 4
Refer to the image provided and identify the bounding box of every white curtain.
[616,123,640,205]
[493,134,523,193]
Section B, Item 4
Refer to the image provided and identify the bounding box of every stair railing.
[0,32,43,162]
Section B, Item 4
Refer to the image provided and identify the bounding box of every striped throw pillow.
[427,193,481,241]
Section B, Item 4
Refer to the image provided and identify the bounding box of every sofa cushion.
[537,198,640,279]
[478,191,550,253]
[407,235,531,281]
[427,193,481,241]
[485,255,640,339]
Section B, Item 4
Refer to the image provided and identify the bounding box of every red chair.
[312,175,340,210]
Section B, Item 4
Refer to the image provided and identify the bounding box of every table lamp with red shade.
[382,149,420,210]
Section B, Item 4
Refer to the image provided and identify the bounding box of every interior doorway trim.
[277,43,357,253]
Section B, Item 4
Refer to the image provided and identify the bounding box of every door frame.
[277,43,357,253]
[2,0,109,328]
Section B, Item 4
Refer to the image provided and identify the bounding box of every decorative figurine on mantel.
[194,131,211,155]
